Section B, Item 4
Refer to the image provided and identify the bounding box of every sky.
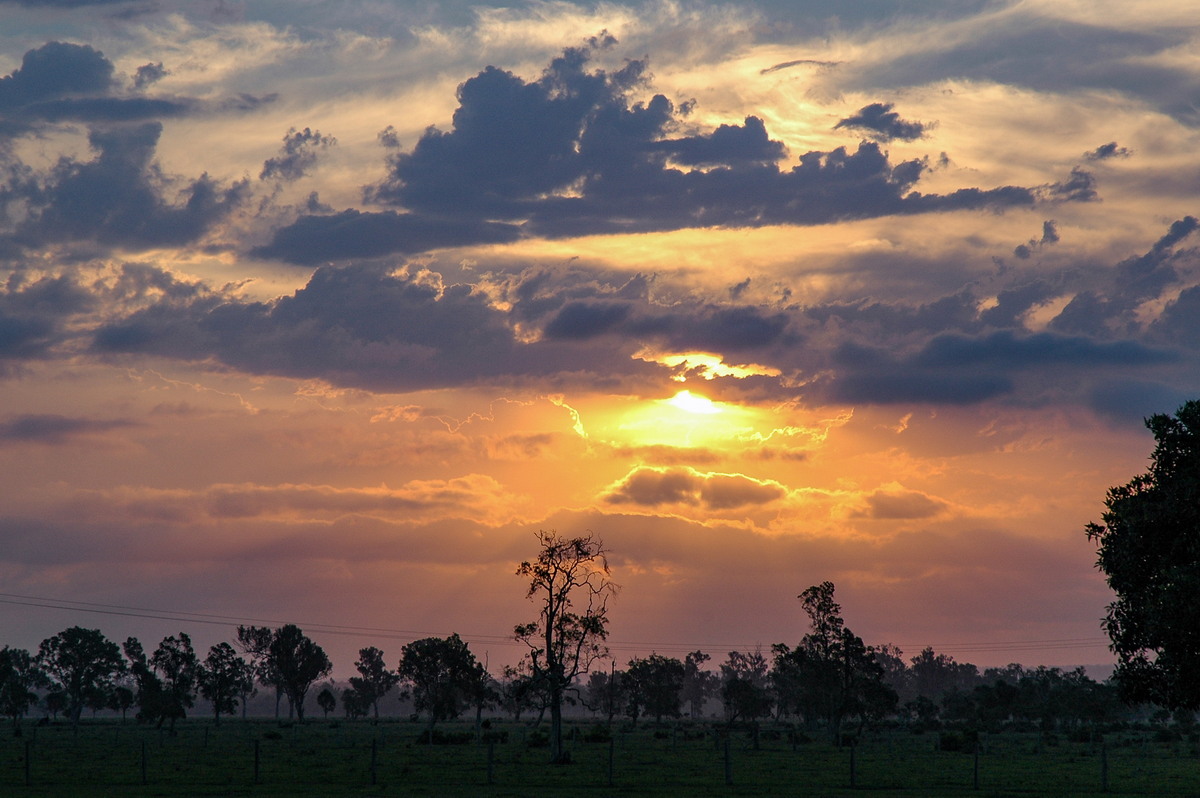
[1,0,1198,678]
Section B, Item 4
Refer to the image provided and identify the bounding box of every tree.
[719,649,773,725]
[236,625,280,718]
[266,625,331,723]
[150,633,200,730]
[349,646,399,721]
[514,530,617,763]
[316,685,336,718]
[1088,400,1200,710]
[583,668,626,726]
[37,627,125,726]
[198,642,254,726]
[398,634,480,736]
[109,685,135,722]
[341,686,369,719]
[772,582,896,741]
[625,654,685,725]
[0,647,47,733]
[681,651,719,719]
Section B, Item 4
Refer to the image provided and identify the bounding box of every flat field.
[2,719,1199,797]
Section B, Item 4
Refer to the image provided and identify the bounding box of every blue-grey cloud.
[257,44,1048,264]
[1085,142,1131,161]
[834,102,926,141]
[0,413,134,444]
[260,127,336,182]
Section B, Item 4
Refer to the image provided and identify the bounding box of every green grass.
[1,719,1199,797]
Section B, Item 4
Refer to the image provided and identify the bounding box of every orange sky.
[2,0,1198,676]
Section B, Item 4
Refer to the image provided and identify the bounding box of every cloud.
[834,102,926,141]
[260,127,337,182]
[0,413,135,444]
[258,43,1046,264]
[1013,220,1059,259]
[603,465,787,510]
[851,487,947,520]
[2,122,247,252]
[1085,142,1131,161]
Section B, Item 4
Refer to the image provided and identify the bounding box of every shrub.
[582,724,612,743]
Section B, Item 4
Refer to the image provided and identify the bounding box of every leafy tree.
[341,686,369,719]
[349,646,399,721]
[1088,400,1200,710]
[499,661,547,723]
[0,647,48,732]
[720,649,773,725]
[681,651,719,719]
[772,582,896,741]
[150,633,200,729]
[908,647,979,703]
[37,627,125,726]
[198,642,254,726]
[514,530,617,763]
[123,637,165,724]
[583,668,626,726]
[316,685,336,718]
[267,625,331,723]
[109,685,135,722]
[43,690,67,720]
[398,633,480,736]
[625,654,685,725]
[236,625,281,718]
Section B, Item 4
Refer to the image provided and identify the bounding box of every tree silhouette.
[198,642,254,726]
[316,685,336,718]
[0,647,47,733]
[349,646,399,721]
[398,633,480,737]
[625,654,685,724]
[37,627,124,727]
[1089,400,1200,710]
[267,624,331,723]
[514,530,617,763]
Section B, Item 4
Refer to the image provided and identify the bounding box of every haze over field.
[2,0,1198,675]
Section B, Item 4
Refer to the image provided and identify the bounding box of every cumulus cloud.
[603,465,787,510]
[256,43,1046,265]
[851,487,947,520]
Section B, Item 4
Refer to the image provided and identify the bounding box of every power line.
[0,591,1111,659]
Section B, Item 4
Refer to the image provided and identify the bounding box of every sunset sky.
[2,0,1198,677]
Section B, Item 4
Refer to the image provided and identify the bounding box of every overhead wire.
[0,591,1111,659]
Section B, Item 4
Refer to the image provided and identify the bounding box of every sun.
[666,390,722,415]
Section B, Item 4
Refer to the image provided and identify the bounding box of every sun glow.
[666,390,721,415]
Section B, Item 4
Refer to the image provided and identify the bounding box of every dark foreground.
[2,718,1199,797]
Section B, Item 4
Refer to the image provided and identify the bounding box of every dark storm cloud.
[0,413,134,444]
[0,272,95,367]
[2,122,247,251]
[834,102,926,141]
[259,44,1047,265]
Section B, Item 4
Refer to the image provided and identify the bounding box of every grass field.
[2,718,1199,797]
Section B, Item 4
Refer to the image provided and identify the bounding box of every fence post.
[973,744,979,790]
[254,739,260,784]
[724,737,732,785]
[850,741,857,789]
[1101,743,1109,792]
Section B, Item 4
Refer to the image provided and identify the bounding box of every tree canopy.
[1088,399,1200,710]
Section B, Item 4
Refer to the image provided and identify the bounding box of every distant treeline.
[0,589,1145,741]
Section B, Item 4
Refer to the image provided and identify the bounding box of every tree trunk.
[550,685,565,763]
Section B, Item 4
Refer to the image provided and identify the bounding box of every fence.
[2,719,1198,796]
